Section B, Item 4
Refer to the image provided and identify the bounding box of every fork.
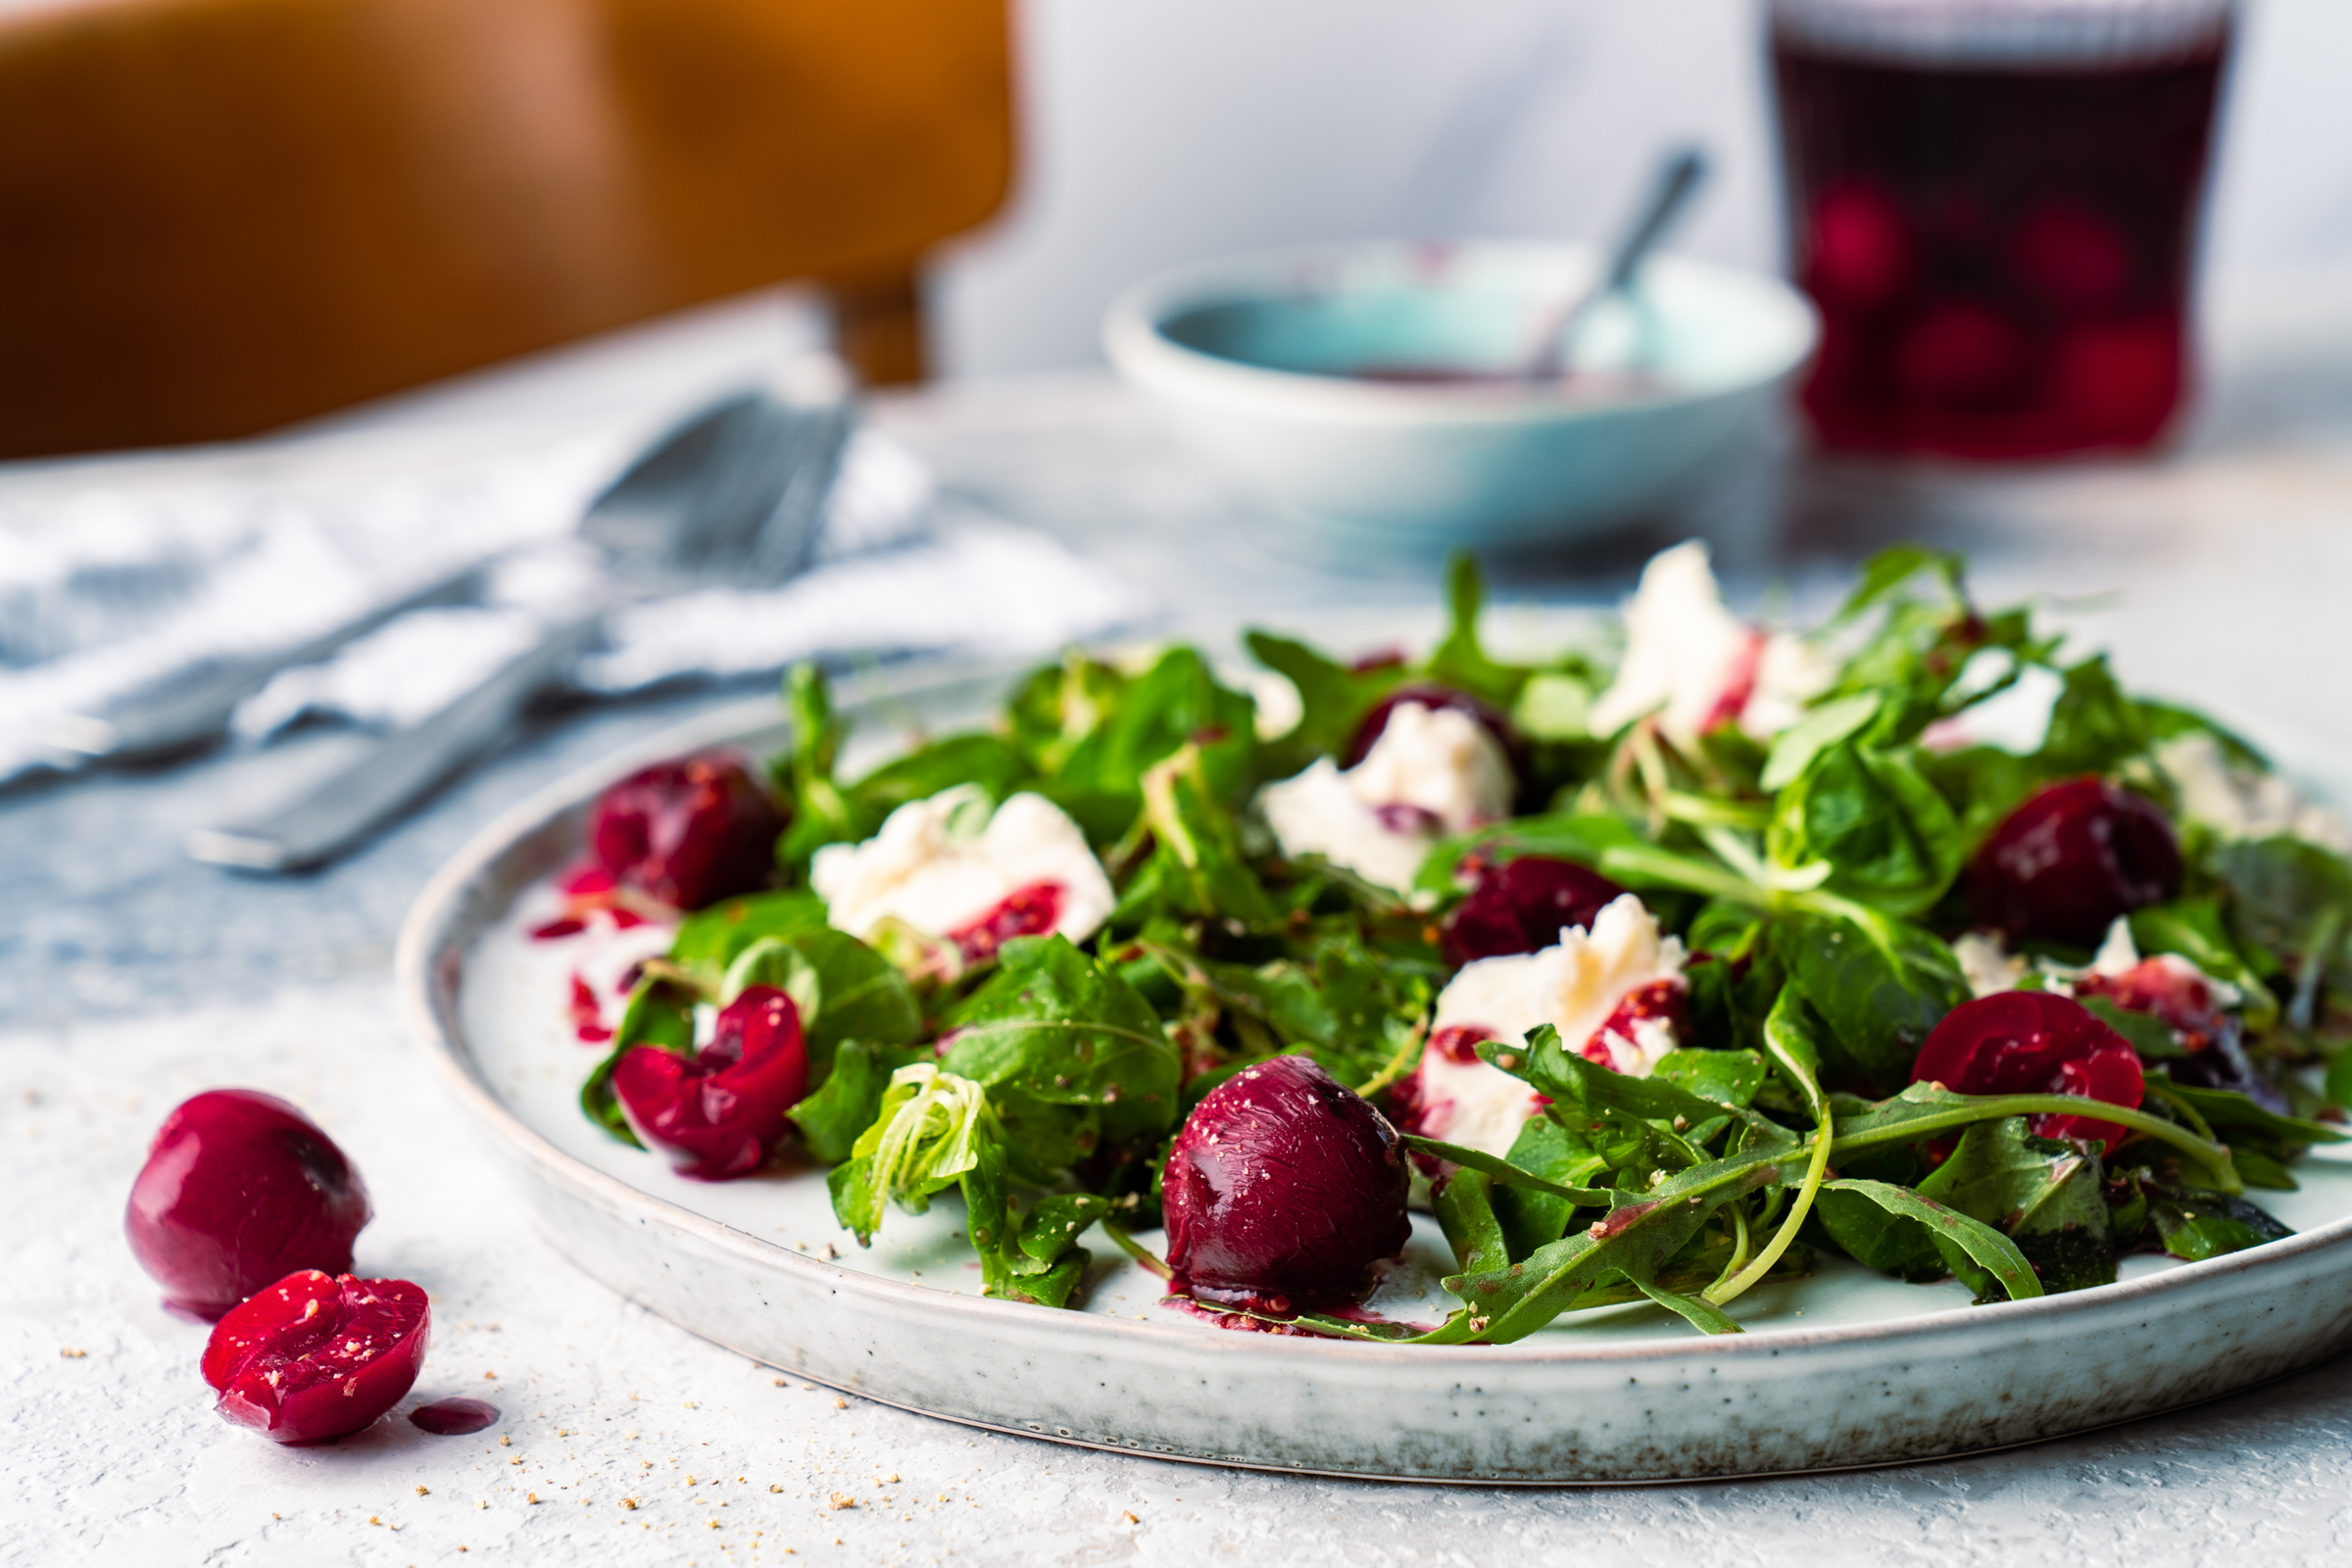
[186,372,852,872]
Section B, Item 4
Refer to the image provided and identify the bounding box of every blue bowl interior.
[1161,292,1539,379]
[1148,252,1803,393]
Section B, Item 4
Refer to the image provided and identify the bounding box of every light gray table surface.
[8,284,2352,1567]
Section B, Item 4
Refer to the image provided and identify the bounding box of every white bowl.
[1103,241,1818,551]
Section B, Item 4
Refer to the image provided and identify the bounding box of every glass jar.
[1770,0,2233,458]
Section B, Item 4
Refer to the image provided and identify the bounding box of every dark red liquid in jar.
[1772,16,2228,458]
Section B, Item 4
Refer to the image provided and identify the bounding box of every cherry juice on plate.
[1770,0,2231,459]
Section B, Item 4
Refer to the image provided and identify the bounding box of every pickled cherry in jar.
[1770,0,2231,458]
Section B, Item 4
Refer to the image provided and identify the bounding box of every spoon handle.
[1525,146,1708,380]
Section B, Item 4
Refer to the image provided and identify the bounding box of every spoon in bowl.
[1520,146,1708,384]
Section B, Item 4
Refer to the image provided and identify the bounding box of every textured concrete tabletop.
[10,284,2352,1567]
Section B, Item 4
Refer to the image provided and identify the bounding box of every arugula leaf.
[1652,1049,1768,1109]
[2217,836,2352,997]
[788,1039,926,1163]
[1420,553,1531,710]
[1831,1081,2239,1191]
[669,891,831,993]
[777,663,869,866]
[1433,1169,1511,1274]
[850,733,1036,818]
[1401,1134,1614,1206]
[1773,911,1969,1095]
[2148,1080,2345,1148]
[1760,694,1883,793]
[1444,1146,1792,1342]
[2144,1186,2293,1261]
[1490,1027,1771,1136]
[1003,652,1129,776]
[1767,738,1964,918]
[1055,647,1255,807]
[827,1065,1006,1249]
[1914,1118,2113,1293]
[1816,1179,2043,1300]
[1114,743,1279,927]
[938,935,1180,1174]
[1632,1277,1744,1335]
[2079,996,2186,1059]
[1487,1114,1610,1258]
[1244,630,1401,780]
[2039,655,2150,777]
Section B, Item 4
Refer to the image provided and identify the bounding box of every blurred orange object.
[0,0,1014,457]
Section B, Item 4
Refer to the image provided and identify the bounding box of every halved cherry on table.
[1966,778,2183,950]
[586,753,787,912]
[125,1090,373,1321]
[202,1270,430,1445]
[613,985,810,1180]
[1912,990,2146,1151]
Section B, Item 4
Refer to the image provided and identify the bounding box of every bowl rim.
[1102,238,1820,427]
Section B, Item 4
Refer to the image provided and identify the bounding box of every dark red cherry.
[1443,856,1625,964]
[1342,684,1518,771]
[201,1270,429,1445]
[1912,991,2145,1150]
[1967,778,2183,949]
[125,1090,372,1322]
[1162,1054,1410,1314]
[1806,183,1913,308]
[614,985,809,1180]
[587,754,785,911]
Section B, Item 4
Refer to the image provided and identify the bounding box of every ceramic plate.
[396,637,2352,1483]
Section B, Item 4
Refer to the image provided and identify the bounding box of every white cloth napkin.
[0,405,1150,783]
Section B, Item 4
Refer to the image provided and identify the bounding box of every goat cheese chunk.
[1587,540,1835,747]
[1407,894,1689,1157]
[1259,701,1511,895]
[810,785,1114,946]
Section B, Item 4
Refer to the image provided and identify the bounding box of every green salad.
[548,540,2352,1342]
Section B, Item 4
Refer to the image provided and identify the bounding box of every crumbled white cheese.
[2158,731,2352,854]
[1258,701,1512,895]
[2089,917,2141,979]
[809,785,1114,944]
[1415,894,1688,1155]
[1242,667,1303,742]
[1586,540,1833,746]
[1952,931,2028,999]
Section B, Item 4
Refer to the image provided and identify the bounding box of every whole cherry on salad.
[1443,855,1626,964]
[587,754,786,911]
[202,1270,429,1445]
[1911,990,2145,1151]
[1162,1054,1410,1315]
[125,1090,373,1321]
[1342,684,1519,771]
[613,985,809,1180]
[1966,777,2182,950]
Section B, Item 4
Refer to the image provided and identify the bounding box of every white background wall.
[931,0,2352,377]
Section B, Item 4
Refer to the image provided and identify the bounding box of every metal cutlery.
[186,374,852,872]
